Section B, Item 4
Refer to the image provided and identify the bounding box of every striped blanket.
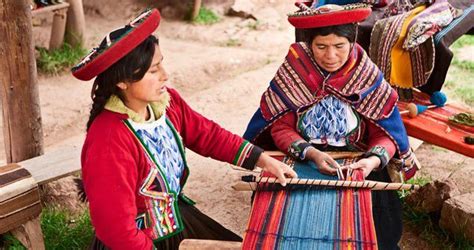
[0,164,41,234]
[242,158,377,249]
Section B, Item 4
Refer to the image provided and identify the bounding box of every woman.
[244,3,419,249]
[72,9,297,250]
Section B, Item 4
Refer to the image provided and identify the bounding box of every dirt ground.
[3,0,472,249]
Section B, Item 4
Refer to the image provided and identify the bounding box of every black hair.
[303,23,357,45]
[86,33,159,131]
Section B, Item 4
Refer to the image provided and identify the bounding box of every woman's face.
[117,45,168,108]
[311,34,351,73]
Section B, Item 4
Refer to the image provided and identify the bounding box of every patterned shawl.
[260,42,397,122]
[244,42,411,156]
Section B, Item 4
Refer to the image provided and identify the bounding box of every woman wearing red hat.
[73,9,297,250]
[244,3,419,249]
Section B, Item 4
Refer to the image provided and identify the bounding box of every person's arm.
[166,88,296,183]
[349,119,396,177]
[271,111,341,175]
[82,131,153,250]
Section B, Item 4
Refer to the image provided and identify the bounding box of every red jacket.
[81,88,260,249]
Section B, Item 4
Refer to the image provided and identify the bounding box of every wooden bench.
[32,2,70,50]
[0,145,81,249]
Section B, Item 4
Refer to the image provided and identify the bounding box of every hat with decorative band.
[288,3,372,29]
[72,8,160,81]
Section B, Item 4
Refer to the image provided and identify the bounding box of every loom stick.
[265,151,364,160]
[232,177,420,191]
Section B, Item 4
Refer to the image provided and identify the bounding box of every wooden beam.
[49,7,68,50]
[179,239,241,250]
[20,145,81,185]
[31,2,69,16]
[0,0,44,163]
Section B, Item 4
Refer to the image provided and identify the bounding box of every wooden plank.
[179,239,241,250]
[31,2,70,16]
[20,145,81,185]
[409,136,424,151]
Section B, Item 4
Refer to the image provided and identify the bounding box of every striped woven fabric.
[242,158,377,250]
[260,42,397,122]
[0,164,41,234]
[369,6,435,89]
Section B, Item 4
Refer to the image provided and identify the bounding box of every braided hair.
[86,32,159,131]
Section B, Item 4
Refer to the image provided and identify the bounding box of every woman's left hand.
[348,156,381,178]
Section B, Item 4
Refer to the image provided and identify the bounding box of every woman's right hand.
[305,147,342,176]
[256,153,298,186]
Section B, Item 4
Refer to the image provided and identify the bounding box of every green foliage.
[41,206,93,250]
[451,35,474,49]
[452,58,474,71]
[191,7,220,25]
[36,43,87,75]
[2,207,93,249]
[444,62,474,106]
[2,233,26,250]
[398,176,431,199]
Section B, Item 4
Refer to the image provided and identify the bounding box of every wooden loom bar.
[232,177,420,191]
[266,151,364,159]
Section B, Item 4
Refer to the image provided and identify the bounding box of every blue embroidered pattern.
[132,116,185,194]
[300,95,352,146]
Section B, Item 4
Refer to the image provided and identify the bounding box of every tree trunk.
[0,0,44,163]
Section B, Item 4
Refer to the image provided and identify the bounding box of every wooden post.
[0,0,44,163]
[191,0,202,20]
[65,0,85,46]
[50,8,68,50]
[10,217,45,250]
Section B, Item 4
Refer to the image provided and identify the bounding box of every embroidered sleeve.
[363,145,390,168]
[365,119,396,168]
[288,140,312,160]
[232,141,264,170]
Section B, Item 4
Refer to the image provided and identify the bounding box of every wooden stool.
[0,164,44,249]
[32,2,70,50]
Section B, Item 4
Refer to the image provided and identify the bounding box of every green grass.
[3,206,93,249]
[443,36,474,106]
[191,7,220,25]
[398,176,431,198]
[450,35,474,49]
[402,200,473,249]
[36,43,87,75]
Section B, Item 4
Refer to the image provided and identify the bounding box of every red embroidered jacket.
[81,88,261,249]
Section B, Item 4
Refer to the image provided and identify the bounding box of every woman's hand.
[306,147,342,175]
[348,156,380,178]
[256,153,298,186]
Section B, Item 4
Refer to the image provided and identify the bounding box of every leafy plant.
[36,43,87,75]
[191,7,220,25]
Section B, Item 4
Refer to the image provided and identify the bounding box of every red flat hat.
[288,3,371,29]
[72,9,161,81]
